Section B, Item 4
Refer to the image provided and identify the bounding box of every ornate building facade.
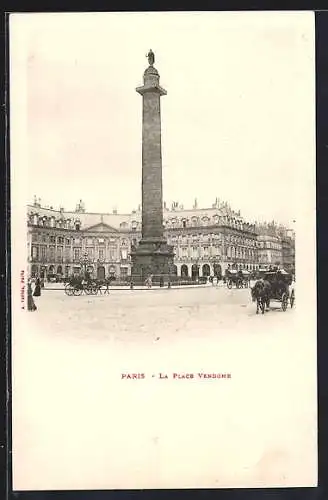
[255,222,295,274]
[27,198,295,279]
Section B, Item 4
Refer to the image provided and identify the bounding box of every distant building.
[255,222,295,272]
[27,198,294,279]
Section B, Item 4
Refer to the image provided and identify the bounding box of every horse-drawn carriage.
[64,275,115,296]
[251,269,295,314]
[226,269,250,289]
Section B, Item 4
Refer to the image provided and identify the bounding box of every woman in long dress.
[28,280,37,311]
[33,276,41,297]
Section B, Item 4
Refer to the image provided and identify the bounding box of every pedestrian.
[159,275,164,287]
[28,279,37,311]
[33,275,41,297]
[146,275,153,288]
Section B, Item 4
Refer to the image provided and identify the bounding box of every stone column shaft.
[141,91,163,240]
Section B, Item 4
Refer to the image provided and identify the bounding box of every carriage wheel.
[73,287,83,296]
[84,286,92,295]
[91,286,98,295]
[227,280,232,289]
[281,293,288,311]
[65,284,74,296]
[290,290,295,308]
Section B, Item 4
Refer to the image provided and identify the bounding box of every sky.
[10,11,315,226]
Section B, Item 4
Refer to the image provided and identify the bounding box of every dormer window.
[75,220,81,231]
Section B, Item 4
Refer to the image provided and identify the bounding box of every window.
[40,246,46,259]
[57,246,63,259]
[31,246,38,259]
[65,248,70,259]
[203,246,209,256]
[74,238,80,245]
[32,233,38,242]
[120,267,128,277]
[99,249,104,260]
[87,248,94,260]
[49,246,55,260]
[182,220,187,228]
[50,236,56,244]
[74,248,80,261]
[109,246,116,260]
[121,249,128,260]
[66,238,70,245]
[98,238,105,244]
[87,238,93,245]
[192,247,198,258]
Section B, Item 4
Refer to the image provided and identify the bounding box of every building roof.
[27,202,257,232]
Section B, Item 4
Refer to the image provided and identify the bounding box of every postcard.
[9,11,317,490]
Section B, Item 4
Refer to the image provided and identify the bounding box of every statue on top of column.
[147,49,155,66]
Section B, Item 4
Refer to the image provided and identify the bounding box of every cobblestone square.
[12,286,316,489]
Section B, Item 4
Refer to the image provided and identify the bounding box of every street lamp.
[80,251,92,278]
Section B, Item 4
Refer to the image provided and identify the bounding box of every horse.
[251,279,271,314]
[96,276,116,294]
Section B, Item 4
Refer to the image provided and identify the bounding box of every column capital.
[136,65,167,96]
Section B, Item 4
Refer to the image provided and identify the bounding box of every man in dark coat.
[33,276,41,297]
[28,280,37,311]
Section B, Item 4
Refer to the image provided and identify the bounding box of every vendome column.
[131,50,174,284]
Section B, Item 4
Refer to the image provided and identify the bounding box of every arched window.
[181,264,188,277]
[202,264,210,277]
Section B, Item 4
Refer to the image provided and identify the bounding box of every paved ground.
[25,284,295,344]
[12,285,317,490]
